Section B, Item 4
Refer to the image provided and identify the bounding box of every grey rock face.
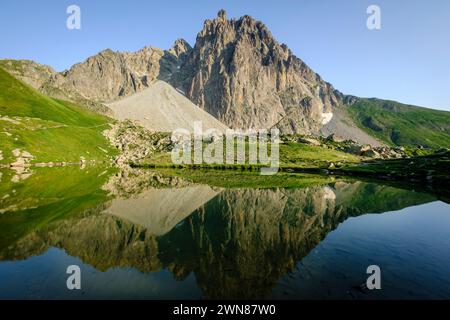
[168,39,193,60]
[56,44,184,102]
[173,10,343,133]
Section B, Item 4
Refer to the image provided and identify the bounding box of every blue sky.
[0,0,449,111]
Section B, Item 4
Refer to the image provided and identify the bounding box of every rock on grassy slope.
[107,80,229,133]
[0,67,116,165]
[103,120,172,165]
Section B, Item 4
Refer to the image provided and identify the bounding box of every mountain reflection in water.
[0,167,448,299]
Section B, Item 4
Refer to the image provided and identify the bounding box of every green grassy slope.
[348,98,450,148]
[279,142,359,167]
[139,140,360,169]
[0,59,112,115]
[0,67,116,164]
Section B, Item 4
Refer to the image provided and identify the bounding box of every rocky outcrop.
[10,149,34,168]
[103,120,172,165]
[56,47,171,102]
[168,39,192,60]
[48,39,192,103]
[172,10,343,134]
[9,149,35,183]
[283,134,407,159]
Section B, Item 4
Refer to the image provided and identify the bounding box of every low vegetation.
[348,98,450,148]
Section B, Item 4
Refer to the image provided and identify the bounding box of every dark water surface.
[0,166,449,299]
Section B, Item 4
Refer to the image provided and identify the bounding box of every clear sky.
[1,0,449,111]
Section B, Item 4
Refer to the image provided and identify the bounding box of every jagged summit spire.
[179,9,344,134]
[169,38,192,58]
[217,9,227,21]
[174,38,189,45]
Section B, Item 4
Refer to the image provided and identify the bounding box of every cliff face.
[173,10,343,133]
[54,40,191,102]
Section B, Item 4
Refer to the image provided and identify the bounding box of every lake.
[0,166,449,299]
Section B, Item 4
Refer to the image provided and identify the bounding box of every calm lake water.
[0,166,449,299]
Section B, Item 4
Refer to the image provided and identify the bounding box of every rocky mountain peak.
[217,9,227,21]
[175,11,343,133]
[169,39,192,58]
[46,43,184,103]
[99,48,115,56]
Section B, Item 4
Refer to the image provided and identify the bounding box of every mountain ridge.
[1,10,450,148]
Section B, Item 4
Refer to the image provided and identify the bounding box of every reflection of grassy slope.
[348,98,450,148]
[334,182,436,216]
[0,166,114,251]
[0,67,116,163]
